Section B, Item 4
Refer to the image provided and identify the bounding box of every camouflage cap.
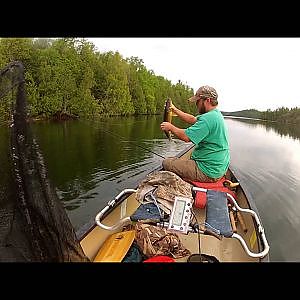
[188,85,218,102]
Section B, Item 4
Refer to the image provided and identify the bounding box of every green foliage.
[0,38,33,68]
[2,37,298,124]
[261,106,300,124]
[0,38,196,120]
[222,109,262,119]
[126,57,146,114]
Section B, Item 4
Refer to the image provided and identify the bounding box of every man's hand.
[160,122,174,132]
[160,121,190,142]
[170,103,177,112]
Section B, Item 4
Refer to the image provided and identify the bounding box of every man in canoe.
[160,85,230,182]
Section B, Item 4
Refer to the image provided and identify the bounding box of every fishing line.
[99,125,166,159]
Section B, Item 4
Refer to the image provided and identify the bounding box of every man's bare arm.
[160,122,191,142]
[172,105,196,124]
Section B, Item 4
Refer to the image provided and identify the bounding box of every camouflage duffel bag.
[134,222,190,259]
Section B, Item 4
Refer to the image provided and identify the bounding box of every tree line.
[223,107,300,124]
[0,38,196,122]
[1,38,299,124]
[261,107,300,124]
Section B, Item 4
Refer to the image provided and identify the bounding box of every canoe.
[78,144,270,262]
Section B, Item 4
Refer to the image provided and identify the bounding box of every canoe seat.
[190,177,237,209]
[205,190,233,237]
[194,188,270,258]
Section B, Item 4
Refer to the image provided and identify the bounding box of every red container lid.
[143,256,175,263]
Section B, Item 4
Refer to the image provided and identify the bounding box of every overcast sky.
[87,38,300,112]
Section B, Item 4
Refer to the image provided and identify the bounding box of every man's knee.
[162,158,172,170]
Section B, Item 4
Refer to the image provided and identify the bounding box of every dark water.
[30,115,190,233]
[1,115,300,261]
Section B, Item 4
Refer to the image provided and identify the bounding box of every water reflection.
[265,121,300,141]
[226,118,300,261]
[30,116,189,231]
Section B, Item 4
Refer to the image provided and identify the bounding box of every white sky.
[87,38,300,112]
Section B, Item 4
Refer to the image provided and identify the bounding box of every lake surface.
[1,115,300,261]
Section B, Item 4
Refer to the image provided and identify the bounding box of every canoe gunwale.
[228,165,270,262]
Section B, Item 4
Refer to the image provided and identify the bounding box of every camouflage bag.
[135,170,193,214]
[134,222,191,259]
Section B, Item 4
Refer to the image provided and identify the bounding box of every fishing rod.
[99,126,166,159]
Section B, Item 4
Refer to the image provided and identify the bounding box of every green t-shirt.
[184,109,230,179]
